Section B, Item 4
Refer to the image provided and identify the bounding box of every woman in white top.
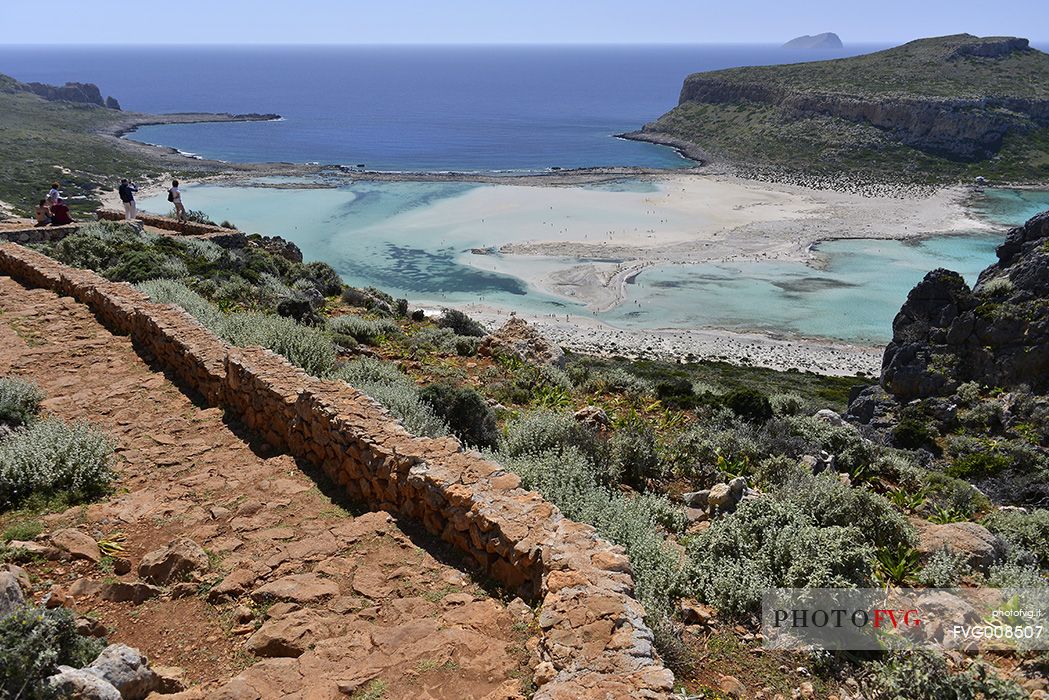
[169,179,188,223]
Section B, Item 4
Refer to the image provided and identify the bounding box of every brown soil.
[0,275,535,699]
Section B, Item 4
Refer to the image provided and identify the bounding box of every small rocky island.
[782,32,842,49]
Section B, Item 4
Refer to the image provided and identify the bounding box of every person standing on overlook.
[118,179,138,220]
[46,182,61,206]
[167,179,188,223]
[168,179,188,223]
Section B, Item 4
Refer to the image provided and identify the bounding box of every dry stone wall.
[0,224,80,245]
[96,207,247,245]
[0,242,674,700]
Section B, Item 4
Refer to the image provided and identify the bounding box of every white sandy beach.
[107,170,996,375]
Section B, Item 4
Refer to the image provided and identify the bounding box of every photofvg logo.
[761,588,1049,651]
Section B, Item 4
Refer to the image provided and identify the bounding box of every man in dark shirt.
[118,179,138,220]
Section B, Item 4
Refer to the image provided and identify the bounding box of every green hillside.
[633,35,1049,183]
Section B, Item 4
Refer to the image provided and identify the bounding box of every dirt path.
[0,276,533,699]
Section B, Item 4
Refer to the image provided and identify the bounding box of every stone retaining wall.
[92,206,243,242]
[0,224,80,245]
[0,242,674,700]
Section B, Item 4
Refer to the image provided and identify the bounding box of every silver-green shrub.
[769,392,805,416]
[328,314,400,344]
[983,509,1049,568]
[138,280,338,377]
[918,546,970,587]
[330,359,448,438]
[684,497,875,617]
[864,650,1026,700]
[219,312,337,377]
[0,419,115,509]
[495,446,685,622]
[0,377,44,426]
[769,468,915,550]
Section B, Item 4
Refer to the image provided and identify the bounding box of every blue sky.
[2,0,1045,44]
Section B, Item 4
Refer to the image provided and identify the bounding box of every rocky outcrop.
[644,34,1049,163]
[881,210,1049,401]
[23,81,120,109]
[478,315,566,369]
[672,77,1049,161]
[783,33,842,50]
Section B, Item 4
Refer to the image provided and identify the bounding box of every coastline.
[98,115,1017,378]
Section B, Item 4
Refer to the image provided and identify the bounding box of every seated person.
[49,199,74,226]
[34,199,52,227]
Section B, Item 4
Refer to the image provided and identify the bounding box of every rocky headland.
[626,34,1049,183]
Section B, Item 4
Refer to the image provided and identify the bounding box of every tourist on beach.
[34,199,52,227]
[46,182,61,205]
[118,179,139,220]
[49,199,74,226]
[168,179,188,223]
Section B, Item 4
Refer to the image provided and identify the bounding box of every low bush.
[769,468,915,550]
[685,497,874,617]
[0,377,44,426]
[502,410,598,460]
[138,280,338,377]
[328,314,400,346]
[654,378,696,409]
[983,509,1049,567]
[330,359,449,438]
[0,419,115,511]
[864,649,1026,700]
[923,472,991,517]
[436,309,486,338]
[892,417,934,450]
[495,446,685,641]
[918,546,970,587]
[419,383,499,449]
[723,388,773,423]
[0,605,107,700]
[769,392,805,417]
[609,417,660,487]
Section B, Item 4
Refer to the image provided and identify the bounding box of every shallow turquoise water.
[603,236,1002,343]
[138,183,1046,344]
[969,189,1049,226]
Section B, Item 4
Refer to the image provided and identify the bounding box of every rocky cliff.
[630,34,1049,179]
[882,210,1049,401]
[674,76,1049,161]
[17,80,120,110]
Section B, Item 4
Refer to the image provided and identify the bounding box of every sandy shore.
[456,304,881,377]
[403,173,989,312]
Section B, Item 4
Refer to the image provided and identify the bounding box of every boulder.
[84,644,161,700]
[682,490,710,509]
[478,316,566,369]
[47,668,122,700]
[138,537,210,584]
[51,528,102,562]
[573,405,611,430]
[251,573,339,604]
[245,609,333,658]
[0,570,26,618]
[915,521,1005,571]
[100,581,162,605]
[813,409,847,427]
[7,539,66,560]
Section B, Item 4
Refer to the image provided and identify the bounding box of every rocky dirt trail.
[0,275,534,699]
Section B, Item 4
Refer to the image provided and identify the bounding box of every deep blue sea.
[0,44,884,171]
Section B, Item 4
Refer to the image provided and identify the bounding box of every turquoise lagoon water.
[138,182,1041,345]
